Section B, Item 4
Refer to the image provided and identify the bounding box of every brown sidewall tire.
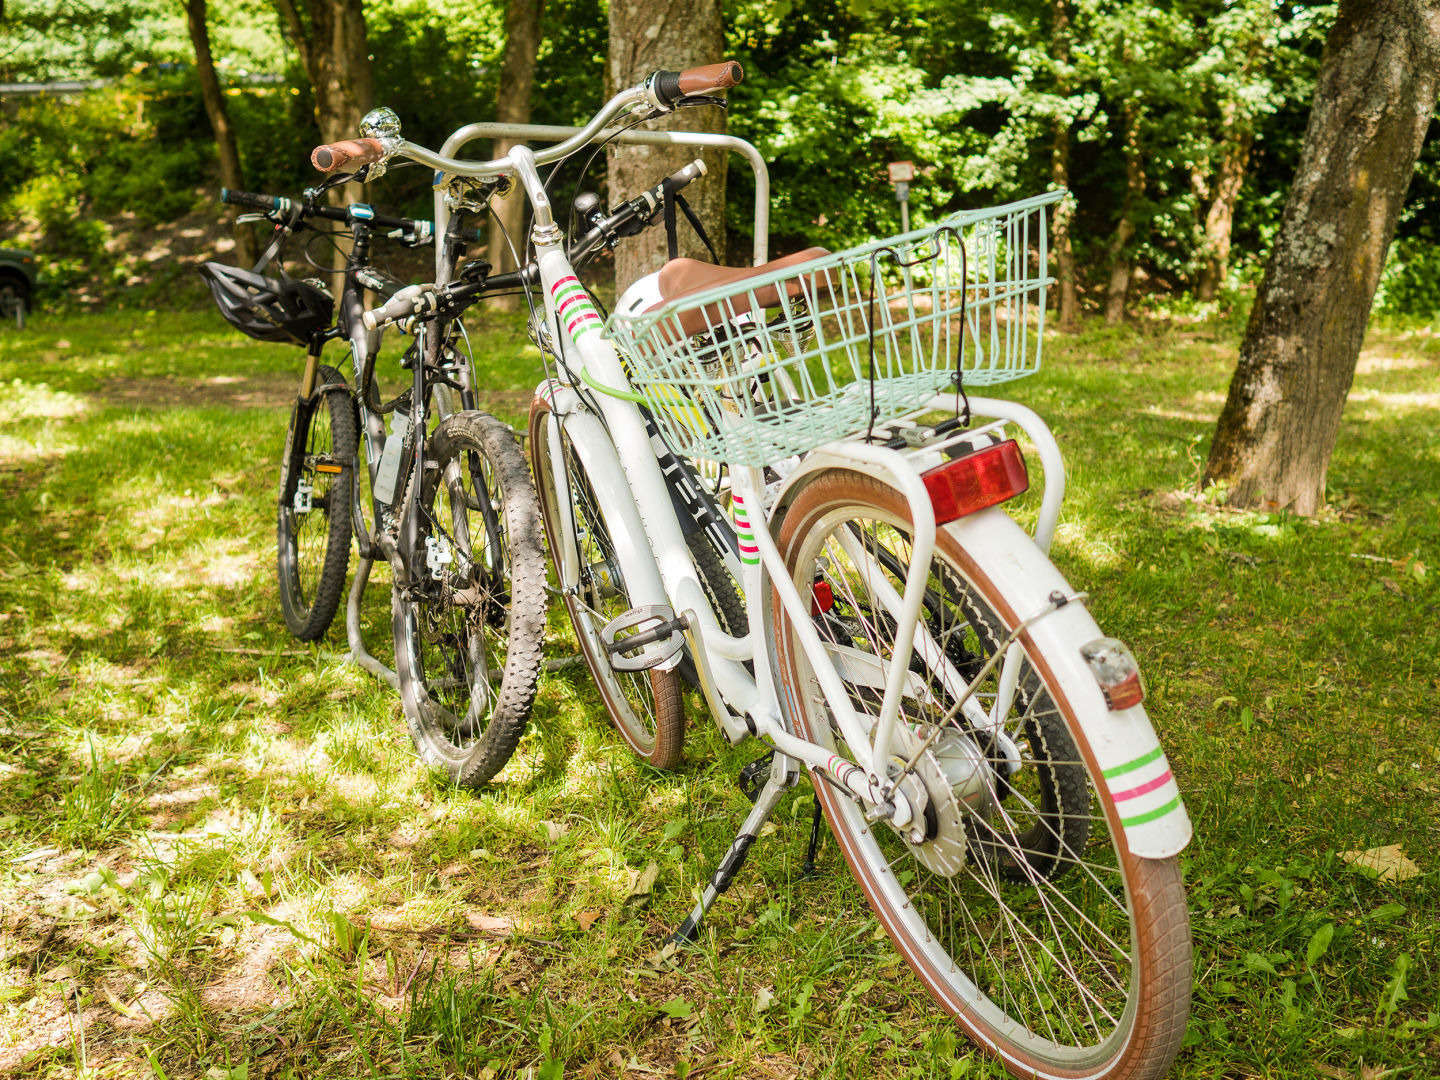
[771,470,1191,1080]
[528,396,685,770]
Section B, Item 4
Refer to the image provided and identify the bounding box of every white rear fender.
[770,458,1191,860]
[943,507,1192,860]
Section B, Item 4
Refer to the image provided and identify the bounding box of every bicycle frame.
[499,141,973,825]
[309,219,472,689]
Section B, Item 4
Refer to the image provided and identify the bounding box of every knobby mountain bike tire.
[277,365,356,641]
[392,410,547,787]
[528,396,686,770]
[771,470,1191,1080]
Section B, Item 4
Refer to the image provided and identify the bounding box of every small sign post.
[887,160,916,232]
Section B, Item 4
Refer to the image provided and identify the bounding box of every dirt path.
[99,376,534,415]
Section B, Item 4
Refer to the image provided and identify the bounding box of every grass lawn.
[0,304,1436,1079]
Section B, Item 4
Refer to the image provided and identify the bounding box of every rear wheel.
[392,411,546,787]
[529,397,685,769]
[772,471,1191,1080]
[277,365,355,641]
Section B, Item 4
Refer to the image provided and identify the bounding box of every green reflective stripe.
[572,321,601,339]
[1120,796,1182,828]
[580,367,645,402]
[1103,745,1164,780]
[554,282,586,304]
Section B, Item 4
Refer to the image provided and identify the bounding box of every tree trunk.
[1203,0,1440,514]
[1051,127,1079,332]
[1049,0,1079,331]
[273,0,373,217]
[607,0,729,294]
[1195,110,1253,301]
[184,0,256,266]
[1104,99,1144,325]
[488,0,545,311]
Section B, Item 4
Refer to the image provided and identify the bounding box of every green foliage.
[0,0,1435,314]
[1377,237,1440,319]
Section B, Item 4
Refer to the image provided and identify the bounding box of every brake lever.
[236,213,269,225]
[675,94,727,110]
[303,170,362,202]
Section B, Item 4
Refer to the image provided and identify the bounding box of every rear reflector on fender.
[922,439,1029,525]
[1080,637,1146,710]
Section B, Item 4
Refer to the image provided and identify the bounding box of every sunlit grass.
[0,307,1436,1078]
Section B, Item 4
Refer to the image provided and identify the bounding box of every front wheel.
[528,397,685,769]
[771,471,1191,1080]
[277,365,356,641]
[392,411,547,787]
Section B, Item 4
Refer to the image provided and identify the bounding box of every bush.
[1378,236,1440,319]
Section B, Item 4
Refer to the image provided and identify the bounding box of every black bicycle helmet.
[199,262,334,345]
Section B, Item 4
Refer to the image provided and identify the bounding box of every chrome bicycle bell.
[360,107,402,141]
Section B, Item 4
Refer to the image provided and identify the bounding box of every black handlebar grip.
[651,70,686,108]
[220,188,288,212]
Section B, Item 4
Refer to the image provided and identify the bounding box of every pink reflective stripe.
[566,311,601,334]
[557,290,588,315]
[1111,769,1173,803]
[550,275,581,294]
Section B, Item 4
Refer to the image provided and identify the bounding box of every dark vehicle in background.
[0,249,37,328]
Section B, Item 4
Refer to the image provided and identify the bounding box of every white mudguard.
[770,452,1192,860]
[943,506,1192,859]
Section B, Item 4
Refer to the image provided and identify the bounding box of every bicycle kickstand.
[670,750,799,945]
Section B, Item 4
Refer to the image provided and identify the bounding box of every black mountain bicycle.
[201,178,547,787]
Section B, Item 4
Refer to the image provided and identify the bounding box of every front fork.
[278,346,325,515]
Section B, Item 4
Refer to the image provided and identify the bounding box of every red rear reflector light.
[922,439,1029,525]
[811,580,834,615]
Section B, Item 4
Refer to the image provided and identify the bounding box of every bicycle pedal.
[600,604,687,672]
[737,751,774,803]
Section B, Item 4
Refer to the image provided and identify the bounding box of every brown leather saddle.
[648,247,831,339]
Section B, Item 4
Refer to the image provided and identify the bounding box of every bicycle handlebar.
[310,138,387,173]
[219,188,484,245]
[220,188,297,214]
[569,157,707,261]
[363,284,438,330]
[310,60,744,179]
[360,156,709,332]
[650,61,745,107]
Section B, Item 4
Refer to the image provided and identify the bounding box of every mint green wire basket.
[603,190,1062,468]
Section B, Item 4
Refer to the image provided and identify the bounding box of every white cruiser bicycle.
[313,60,1194,1080]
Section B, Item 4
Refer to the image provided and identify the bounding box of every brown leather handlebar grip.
[677,60,744,95]
[310,138,385,173]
